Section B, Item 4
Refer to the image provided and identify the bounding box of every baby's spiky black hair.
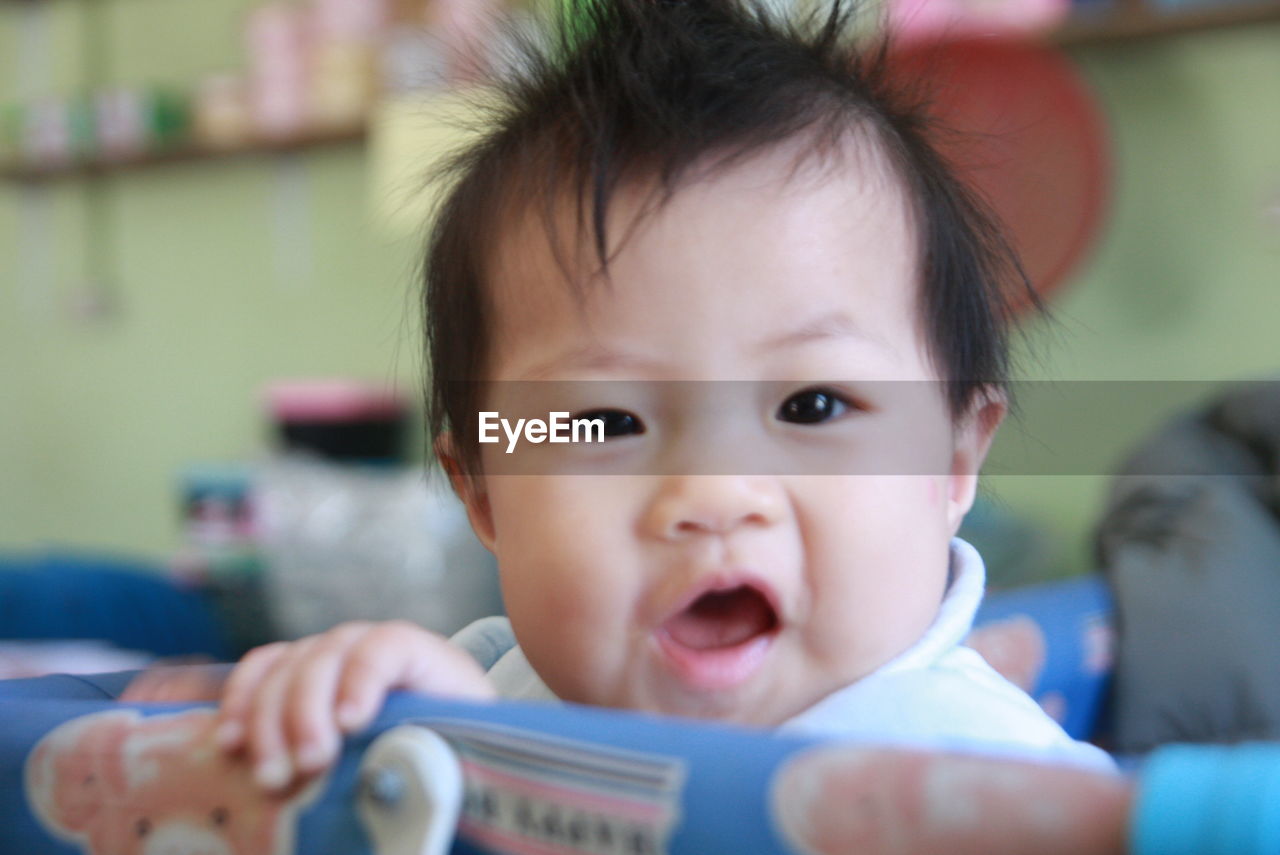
[423,0,1032,471]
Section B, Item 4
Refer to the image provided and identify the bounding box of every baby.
[126,0,1111,788]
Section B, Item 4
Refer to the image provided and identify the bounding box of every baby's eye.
[572,409,645,438]
[776,388,851,425]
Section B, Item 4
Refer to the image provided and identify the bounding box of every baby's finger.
[335,622,494,730]
[282,623,372,773]
[245,643,314,792]
[120,666,221,703]
[216,642,288,751]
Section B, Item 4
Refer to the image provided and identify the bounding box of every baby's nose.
[643,475,784,540]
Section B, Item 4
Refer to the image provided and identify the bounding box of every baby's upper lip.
[656,569,785,628]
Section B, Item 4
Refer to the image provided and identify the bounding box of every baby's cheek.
[519,622,615,708]
[513,576,635,708]
[926,476,943,506]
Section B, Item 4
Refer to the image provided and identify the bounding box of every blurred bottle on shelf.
[6,86,193,170]
[253,455,503,642]
[171,377,502,654]
[887,0,1071,41]
[193,73,253,151]
[264,378,408,465]
[310,0,390,129]
[255,379,502,640]
[95,89,146,161]
[94,87,192,162]
[173,463,277,657]
[146,88,192,150]
[22,98,76,168]
[246,1,312,140]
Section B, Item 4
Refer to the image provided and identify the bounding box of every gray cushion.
[1098,380,1280,753]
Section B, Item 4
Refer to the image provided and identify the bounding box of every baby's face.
[453,145,1000,725]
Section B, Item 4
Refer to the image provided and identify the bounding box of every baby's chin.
[534,637,839,727]
[572,674,816,728]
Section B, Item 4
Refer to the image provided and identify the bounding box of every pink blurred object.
[194,73,252,149]
[428,0,503,86]
[309,0,390,129]
[246,2,312,139]
[888,0,1070,42]
[310,0,383,127]
[312,0,389,42]
[885,39,1110,309]
[23,99,74,167]
[264,379,405,422]
[246,1,311,61]
[93,90,148,160]
[310,39,379,128]
[263,379,408,463]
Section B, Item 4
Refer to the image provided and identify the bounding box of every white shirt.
[451,539,1115,772]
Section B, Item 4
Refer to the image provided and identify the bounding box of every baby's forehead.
[477,139,933,390]
[485,136,918,316]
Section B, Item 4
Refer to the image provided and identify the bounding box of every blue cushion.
[0,552,230,660]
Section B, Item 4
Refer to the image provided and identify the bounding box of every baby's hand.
[119,661,227,703]
[214,621,496,792]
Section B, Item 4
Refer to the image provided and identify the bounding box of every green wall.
[1,0,424,558]
[2,2,1278,567]
[993,24,1280,575]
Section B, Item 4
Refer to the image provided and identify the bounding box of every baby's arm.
[122,621,495,792]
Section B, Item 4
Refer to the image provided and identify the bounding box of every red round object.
[888,38,1110,310]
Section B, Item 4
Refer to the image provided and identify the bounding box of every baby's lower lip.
[654,629,775,692]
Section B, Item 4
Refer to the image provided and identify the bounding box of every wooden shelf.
[1054,0,1280,44]
[3,0,1277,183]
[0,123,367,182]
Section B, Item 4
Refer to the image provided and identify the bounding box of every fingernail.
[255,756,292,791]
[295,739,331,772]
[216,721,243,749]
[337,702,362,730]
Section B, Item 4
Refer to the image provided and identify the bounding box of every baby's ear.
[435,432,496,551]
[962,386,1006,465]
[946,386,1007,532]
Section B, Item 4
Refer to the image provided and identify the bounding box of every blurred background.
[0,0,1276,694]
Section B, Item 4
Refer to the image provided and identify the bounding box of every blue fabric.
[1132,743,1280,855]
[0,552,231,659]
[976,575,1113,741]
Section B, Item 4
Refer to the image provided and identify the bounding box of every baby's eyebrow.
[754,311,889,355]
[518,344,660,380]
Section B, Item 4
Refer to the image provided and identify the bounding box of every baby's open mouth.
[661,584,780,650]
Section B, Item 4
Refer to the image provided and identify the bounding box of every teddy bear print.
[25,708,325,855]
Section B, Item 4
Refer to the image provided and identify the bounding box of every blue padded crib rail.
[4,672,1280,855]
[1,671,817,855]
[0,573,1118,854]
